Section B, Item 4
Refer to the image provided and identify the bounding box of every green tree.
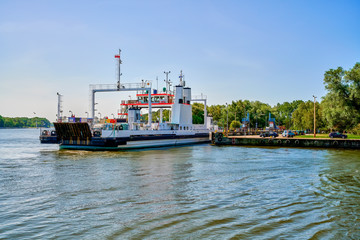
[322,63,360,130]
[230,120,240,130]
[321,94,356,130]
[0,116,50,128]
[207,105,223,123]
[0,115,4,127]
[192,103,204,124]
[249,101,272,128]
[142,109,171,122]
[4,118,14,127]
[292,101,323,130]
[208,104,227,127]
[274,101,299,127]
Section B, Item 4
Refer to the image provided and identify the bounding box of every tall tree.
[192,103,204,124]
[273,100,303,128]
[207,105,223,123]
[292,101,323,130]
[322,63,360,130]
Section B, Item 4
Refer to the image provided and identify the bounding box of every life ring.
[277,140,282,145]
[285,140,290,144]
[295,140,300,145]
[332,140,338,146]
[217,133,223,142]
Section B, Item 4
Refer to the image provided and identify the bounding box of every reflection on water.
[1,129,360,239]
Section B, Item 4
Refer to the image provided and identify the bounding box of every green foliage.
[207,105,222,123]
[208,100,272,128]
[248,100,272,128]
[322,63,360,131]
[0,116,50,128]
[292,101,323,130]
[142,109,172,122]
[0,115,4,127]
[321,94,357,130]
[192,103,204,124]
[273,100,303,128]
[0,116,51,128]
[110,62,360,133]
[230,120,240,129]
[348,123,360,135]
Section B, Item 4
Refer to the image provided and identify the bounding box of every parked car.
[294,130,305,135]
[260,131,278,138]
[329,132,347,139]
[282,130,295,138]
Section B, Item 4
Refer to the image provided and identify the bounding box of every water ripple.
[1,129,360,239]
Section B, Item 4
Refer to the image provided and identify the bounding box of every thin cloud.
[0,20,87,34]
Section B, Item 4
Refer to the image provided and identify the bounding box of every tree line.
[0,116,51,128]
[146,62,360,133]
[191,62,360,133]
[3,62,358,132]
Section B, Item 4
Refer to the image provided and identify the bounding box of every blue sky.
[1,0,359,121]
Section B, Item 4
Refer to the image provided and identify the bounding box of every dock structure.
[211,132,360,149]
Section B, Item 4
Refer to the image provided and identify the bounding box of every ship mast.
[164,71,171,94]
[90,50,152,126]
[179,70,184,86]
[56,92,63,122]
[115,49,122,90]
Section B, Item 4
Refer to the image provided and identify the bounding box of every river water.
[1,129,360,239]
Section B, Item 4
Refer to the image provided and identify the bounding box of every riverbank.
[296,133,360,140]
[0,116,51,128]
[212,133,360,149]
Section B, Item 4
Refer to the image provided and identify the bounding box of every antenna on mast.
[115,49,122,90]
[164,71,171,94]
[179,70,185,86]
[156,76,158,92]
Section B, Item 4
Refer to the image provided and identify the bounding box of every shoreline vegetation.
[2,62,359,134]
[190,62,360,136]
[0,116,51,128]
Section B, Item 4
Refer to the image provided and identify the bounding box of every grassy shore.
[296,134,360,139]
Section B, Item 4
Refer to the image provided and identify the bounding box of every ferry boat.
[40,52,216,150]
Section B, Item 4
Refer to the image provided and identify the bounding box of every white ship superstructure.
[86,71,214,149]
